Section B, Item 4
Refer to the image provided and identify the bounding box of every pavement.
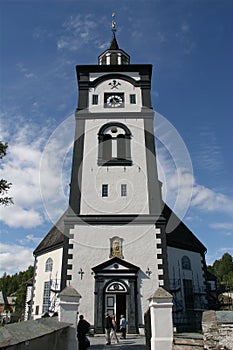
[88,335,147,349]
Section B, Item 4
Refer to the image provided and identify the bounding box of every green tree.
[0,141,13,206]
[208,253,233,289]
[0,266,34,318]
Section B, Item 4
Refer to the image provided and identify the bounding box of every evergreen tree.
[0,266,34,318]
[207,252,233,288]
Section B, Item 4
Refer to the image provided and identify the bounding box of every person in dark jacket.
[77,315,90,350]
[104,312,113,345]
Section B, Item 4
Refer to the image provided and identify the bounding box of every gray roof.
[163,204,207,253]
[33,212,66,255]
[0,318,70,347]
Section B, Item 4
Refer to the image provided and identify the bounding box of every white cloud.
[16,63,35,79]
[18,234,43,245]
[0,243,34,276]
[156,112,233,221]
[57,14,97,51]
[0,205,43,228]
[191,184,233,214]
[0,115,71,229]
[210,223,233,230]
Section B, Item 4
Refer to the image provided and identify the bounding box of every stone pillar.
[59,285,81,350]
[148,287,173,350]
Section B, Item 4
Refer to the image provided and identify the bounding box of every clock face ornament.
[107,95,123,107]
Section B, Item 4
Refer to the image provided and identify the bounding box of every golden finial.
[112,12,116,32]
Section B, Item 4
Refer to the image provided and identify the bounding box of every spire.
[109,33,119,50]
[110,13,119,50]
[98,13,130,65]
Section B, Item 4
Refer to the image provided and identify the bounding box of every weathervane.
[112,12,117,33]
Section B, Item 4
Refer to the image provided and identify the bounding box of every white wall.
[32,248,63,319]
[80,118,150,215]
[88,77,142,113]
[68,224,163,325]
[167,246,205,287]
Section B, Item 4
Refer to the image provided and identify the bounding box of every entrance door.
[116,294,126,331]
[92,258,139,334]
[105,293,126,330]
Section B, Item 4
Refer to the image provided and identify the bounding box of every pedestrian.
[77,314,90,350]
[104,312,113,345]
[120,314,127,339]
[110,314,119,343]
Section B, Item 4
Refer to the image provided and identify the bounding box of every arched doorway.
[105,281,127,330]
[92,257,139,334]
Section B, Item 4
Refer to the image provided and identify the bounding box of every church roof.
[162,204,207,253]
[33,212,66,255]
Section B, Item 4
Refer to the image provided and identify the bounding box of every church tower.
[62,16,168,333]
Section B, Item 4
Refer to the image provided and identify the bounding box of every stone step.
[173,335,204,349]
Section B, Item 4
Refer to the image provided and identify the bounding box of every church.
[29,19,208,333]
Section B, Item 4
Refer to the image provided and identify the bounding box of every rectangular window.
[130,94,136,104]
[42,281,50,313]
[102,184,108,197]
[92,94,98,105]
[121,184,127,197]
[35,305,39,315]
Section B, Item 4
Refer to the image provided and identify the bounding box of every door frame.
[92,257,139,334]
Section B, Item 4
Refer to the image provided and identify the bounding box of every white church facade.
[30,27,208,332]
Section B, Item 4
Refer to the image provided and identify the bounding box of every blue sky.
[0,0,233,276]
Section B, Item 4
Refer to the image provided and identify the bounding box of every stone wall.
[0,317,71,350]
[202,310,233,350]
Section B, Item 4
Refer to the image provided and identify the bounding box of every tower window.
[102,184,108,197]
[98,122,132,166]
[121,184,127,197]
[92,94,98,105]
[130,94,136,104]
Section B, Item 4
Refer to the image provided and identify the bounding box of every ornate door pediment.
[92,257,140,275]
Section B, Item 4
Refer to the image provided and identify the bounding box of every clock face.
[106,95,123,108]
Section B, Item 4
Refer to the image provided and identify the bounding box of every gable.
[92,257,140,274]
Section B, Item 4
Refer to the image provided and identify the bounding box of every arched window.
[98,122,132,166]
[45,258,53,272]
[182,256,191,270]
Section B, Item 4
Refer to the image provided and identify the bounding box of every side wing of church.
[30,27,208,332]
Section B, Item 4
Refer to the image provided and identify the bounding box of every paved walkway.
[88,335,147,349]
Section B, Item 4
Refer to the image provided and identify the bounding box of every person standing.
[77,314,90,350]
[120,314,127,339]
[104,312,113,345]
[110,314,119,343]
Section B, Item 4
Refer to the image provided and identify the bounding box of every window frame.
[92,94,99,105]
[130,94,136,104]
[121,184,127,197]
[102,184,108,197]
[45,258,53,272]
[98,122,132,166]
[42,281,51,313]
